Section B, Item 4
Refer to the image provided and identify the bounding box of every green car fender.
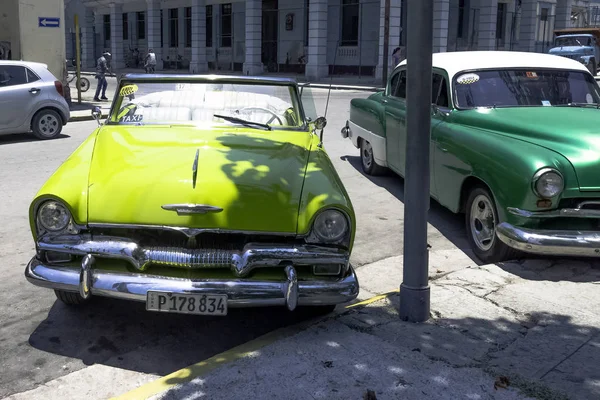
[297,136,356,252]
[349,93,386,139]
[28,129,100,241]
[433,120,578,226]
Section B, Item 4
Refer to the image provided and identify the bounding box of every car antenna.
[318,40,339,148]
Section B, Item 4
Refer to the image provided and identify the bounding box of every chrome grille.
[89,226,304,269]
[146,247,234,268]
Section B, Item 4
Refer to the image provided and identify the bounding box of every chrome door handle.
[29,88,40,93]
[437,144,448,152]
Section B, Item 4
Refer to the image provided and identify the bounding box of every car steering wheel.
[238,107,283,125]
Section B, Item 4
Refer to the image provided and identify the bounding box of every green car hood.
[87,126,312,232]
[458,107,600,191]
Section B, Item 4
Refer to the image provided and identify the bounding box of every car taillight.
[54,80,64,97]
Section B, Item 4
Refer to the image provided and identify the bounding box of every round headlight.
[534,169,564,198]
[313,209,348,242]
[38,201,71,232]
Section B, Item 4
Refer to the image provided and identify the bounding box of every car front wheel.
[32,109,63,139]
[360,139,386,175]
[465,186,520,263]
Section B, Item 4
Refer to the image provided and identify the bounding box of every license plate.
[146,291,228,316]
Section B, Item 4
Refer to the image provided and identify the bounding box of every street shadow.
[0,133,70,145]
[27,297,334,376]
[154,294,598,400]
[341,154,479,263]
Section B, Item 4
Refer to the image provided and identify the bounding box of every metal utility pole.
[381,0,390,86]
[74,14,82,104]
[399,0,433,322]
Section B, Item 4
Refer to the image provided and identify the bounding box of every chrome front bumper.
[25,256,360,310]
[37,234,349,277]
[496,222,600,257]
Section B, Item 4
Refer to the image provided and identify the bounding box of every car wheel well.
[459,176,491,213]
[31,107,67,129]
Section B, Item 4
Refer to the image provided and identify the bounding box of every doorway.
[262,0,278,72]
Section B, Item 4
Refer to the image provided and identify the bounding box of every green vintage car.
[342,51,600,263]
[25,74,359,316]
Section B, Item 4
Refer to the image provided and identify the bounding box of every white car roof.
[396,51,591,81]
[0,59,57,80]
[0,60,49,69]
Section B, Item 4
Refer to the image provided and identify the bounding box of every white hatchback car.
[0,60,70,139]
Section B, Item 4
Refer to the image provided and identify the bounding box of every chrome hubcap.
[38,114,59,136]
[470,194,496,251]
[361,141,373,169]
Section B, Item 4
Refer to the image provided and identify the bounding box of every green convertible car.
[342,51,600,263]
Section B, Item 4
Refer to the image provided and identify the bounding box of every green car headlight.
[533,168,564,198]
[37,200,71,232]
[313,209,348,242]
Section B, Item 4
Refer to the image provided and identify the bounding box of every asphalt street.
[0,90,471,397]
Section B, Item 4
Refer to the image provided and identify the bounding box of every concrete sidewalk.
[111,257,600,400]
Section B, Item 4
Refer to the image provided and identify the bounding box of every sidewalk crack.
[539,332,598,380]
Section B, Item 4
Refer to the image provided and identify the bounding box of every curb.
[110,291,398,400]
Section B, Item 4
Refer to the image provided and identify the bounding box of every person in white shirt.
[145,49,157,73]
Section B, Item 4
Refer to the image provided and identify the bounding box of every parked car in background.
[549,28,600,76]
[342,51,600,263]
[0,60,70,140]
[25,74,359,316]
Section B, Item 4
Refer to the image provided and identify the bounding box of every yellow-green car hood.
[87,126,312,233]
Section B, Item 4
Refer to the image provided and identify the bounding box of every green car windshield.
[453,68,600,109]
[111,81,306,129]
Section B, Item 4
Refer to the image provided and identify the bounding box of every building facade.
[63,0,600,80]
[1,0,67,80]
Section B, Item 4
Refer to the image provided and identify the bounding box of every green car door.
[384,68,408,176]
[431,69,467,212]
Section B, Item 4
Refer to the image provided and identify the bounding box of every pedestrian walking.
[145,49,156,73]
[93,51,111,101]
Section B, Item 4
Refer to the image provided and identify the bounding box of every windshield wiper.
[214,114,271,130]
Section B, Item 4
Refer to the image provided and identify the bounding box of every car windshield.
[554,36,592,47]
[110,81,305,129]
[453,68,600,109]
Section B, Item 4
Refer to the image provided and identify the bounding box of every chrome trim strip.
[497,222,600,257]
[87,223,300,238]
[36,234,349,277]
[508,206,600,219]
[161,204,224,215]
[24,258,359,308]
[192,148,199,189]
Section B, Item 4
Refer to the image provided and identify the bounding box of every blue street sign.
[38,17,60,28]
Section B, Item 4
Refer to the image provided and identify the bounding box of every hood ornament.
[192,149,199,189]
[162,204,224,216]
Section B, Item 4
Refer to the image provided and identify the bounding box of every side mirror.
[314,116,327,130]
[91,106,102,125]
